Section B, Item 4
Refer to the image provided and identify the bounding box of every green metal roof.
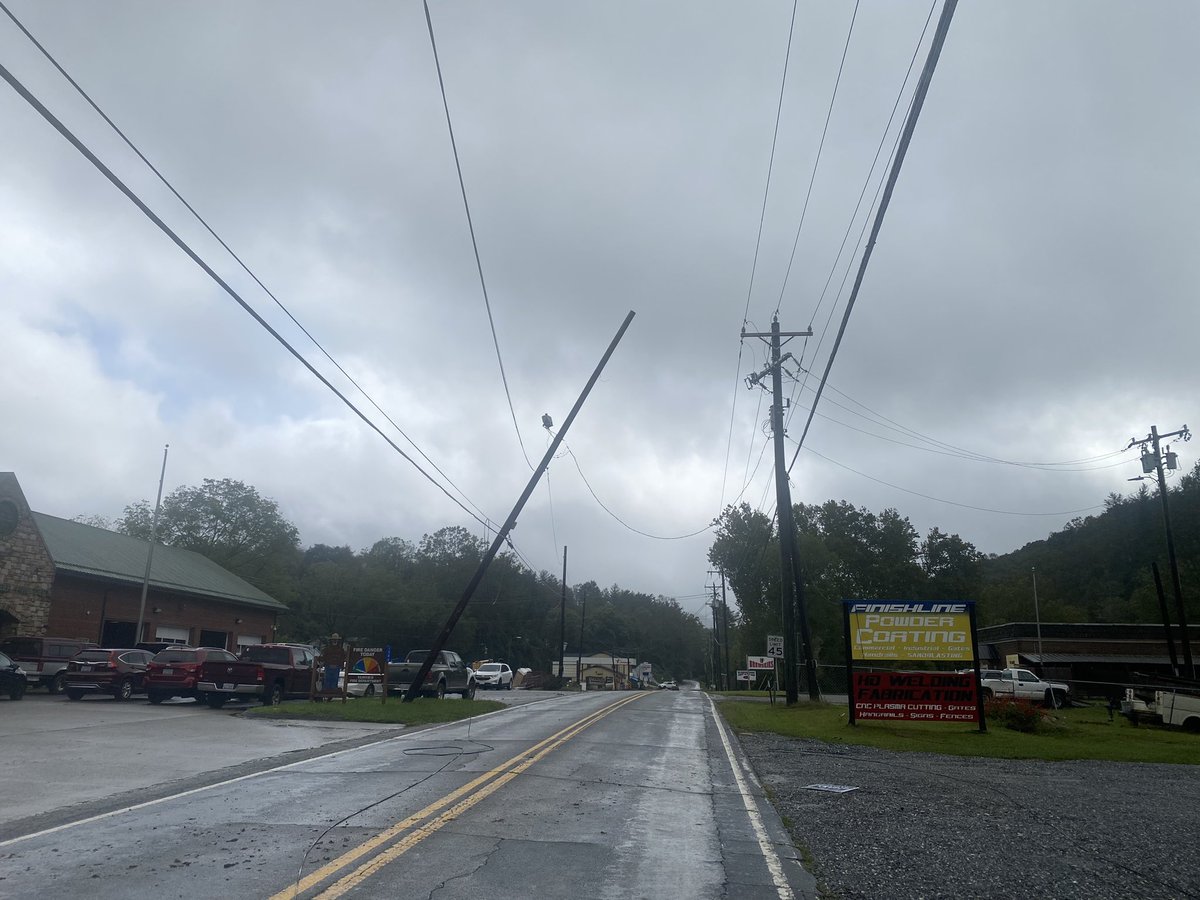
[32,512,287,612]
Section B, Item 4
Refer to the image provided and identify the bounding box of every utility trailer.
[1121,675,1200,732]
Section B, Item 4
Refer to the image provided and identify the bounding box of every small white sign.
[736,670,753,682]
[767,635,784,658]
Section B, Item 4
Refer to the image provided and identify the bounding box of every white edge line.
[0,701,524,849]
[707,694,794,900]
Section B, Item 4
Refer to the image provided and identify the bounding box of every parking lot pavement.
[0,692,403,833]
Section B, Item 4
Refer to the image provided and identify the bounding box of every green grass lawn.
[246,697,506,726]
[717,697,1200,764]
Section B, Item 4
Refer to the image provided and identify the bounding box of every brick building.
[0,473,286,652]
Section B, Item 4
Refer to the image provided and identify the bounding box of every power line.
[799,443,1107,518]
[790,0,959,469]
[422,0,532,469]
[0,0,494,526]
[0,58,495,533]
[774,0,861,317]
[787,391,1132,472]
[804,0,936,339]
[553,437,711,541]
[723,1,799,509]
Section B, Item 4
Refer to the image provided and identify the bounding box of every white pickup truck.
[980,668,1069,706]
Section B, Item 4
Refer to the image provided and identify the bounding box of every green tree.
[119,477,300,598]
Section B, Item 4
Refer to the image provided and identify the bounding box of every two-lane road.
[0,689,814,898]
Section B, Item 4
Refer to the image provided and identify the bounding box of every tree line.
[101,461,1200,682]
[112,478,710,679]
[707,463,1200,671]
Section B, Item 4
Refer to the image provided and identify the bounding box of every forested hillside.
[708,463,1200,669]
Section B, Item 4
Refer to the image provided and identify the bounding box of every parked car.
[0,650,27,700]
[388,650,475,699]
[474,662,514,690]
[0,636,97,694]
[658,680,678,691]
[145,646,240,704]
[337,670,380,697]
[64,648,155,701]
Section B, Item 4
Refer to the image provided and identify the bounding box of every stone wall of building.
[0,473,54,638]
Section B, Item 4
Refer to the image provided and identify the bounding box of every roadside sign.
[767,635,784,658]
[736,670,753,682]
[747,656,774,670]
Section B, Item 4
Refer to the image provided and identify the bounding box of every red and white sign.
[747,656,775,670]
[852,671,978,722]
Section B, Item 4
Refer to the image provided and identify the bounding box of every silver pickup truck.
[387,649,475,699]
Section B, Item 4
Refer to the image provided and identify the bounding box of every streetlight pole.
[135,444,169,645]
[1031,567,1044,670]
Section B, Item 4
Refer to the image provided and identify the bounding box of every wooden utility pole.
[742,316,818,703]
[721,570,731,691]
[1128,425,1193,678]
[404,312,635,701]
[558,545,567,682]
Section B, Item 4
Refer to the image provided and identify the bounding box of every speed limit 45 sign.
[767,635,784,658]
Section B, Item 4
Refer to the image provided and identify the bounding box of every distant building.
[978,621,1200,692]
[0,473,286,652]
[553,653,638,689]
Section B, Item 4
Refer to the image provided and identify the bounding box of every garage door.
[155,625,189,644]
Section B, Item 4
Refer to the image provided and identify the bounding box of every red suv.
[145,647,239,704]
[64,648,155,701]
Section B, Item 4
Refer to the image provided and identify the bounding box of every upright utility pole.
[135,444,169,645]
[576,592,587,686]
[710,591,722,690]
[558,545,567,681]
[1128,425,1193,678]
[743,317,818,703]
[720,570,731,691]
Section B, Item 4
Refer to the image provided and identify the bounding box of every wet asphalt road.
[0,687,814,899]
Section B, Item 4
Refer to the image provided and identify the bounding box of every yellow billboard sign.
[845,601,974,662]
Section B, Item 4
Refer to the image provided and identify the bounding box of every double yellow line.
[272,691,647,900]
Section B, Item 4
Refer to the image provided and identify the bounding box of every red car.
[145,646,239,704]
[64,648,155,701]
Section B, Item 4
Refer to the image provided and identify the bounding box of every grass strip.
[245,698,506,725]
[716,697,1200,764]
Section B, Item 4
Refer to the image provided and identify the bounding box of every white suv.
[474,662,513,690]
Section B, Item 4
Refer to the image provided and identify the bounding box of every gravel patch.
[736,732,1200,900]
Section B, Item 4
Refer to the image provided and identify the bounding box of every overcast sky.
[2,1,1196,619]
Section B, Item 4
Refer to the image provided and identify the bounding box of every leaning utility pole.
[743,316,819,703]
[1128,425,1193,678]
[404,312,635,701]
